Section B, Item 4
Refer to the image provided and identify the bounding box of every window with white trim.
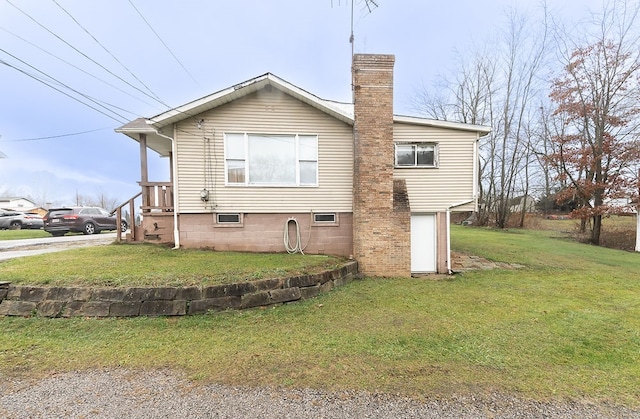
[395,142,437,167]
[225,133,318,186]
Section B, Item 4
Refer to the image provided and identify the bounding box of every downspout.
[473,134,480,211]
[446,199,476,274]
[154,128,180,249]
[443,133,485,272]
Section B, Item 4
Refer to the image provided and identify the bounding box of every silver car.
[0,210,44,230]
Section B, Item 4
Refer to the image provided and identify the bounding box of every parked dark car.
[0,210,44,230]
[43,207,128,236]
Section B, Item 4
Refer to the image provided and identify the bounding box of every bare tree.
[77,192,119,211]
[414,6,550,228]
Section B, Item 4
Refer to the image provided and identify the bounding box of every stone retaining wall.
[0,261,358,318]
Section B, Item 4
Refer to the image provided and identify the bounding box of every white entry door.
[411,214,436,273]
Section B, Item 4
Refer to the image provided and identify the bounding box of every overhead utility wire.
[128,0,199,86]
[0,58,126,124]
[0,47,135,121]
[5,1,201,126]
[0,27,164,113]
[51,0,167,107]
[2,127,110,142]
[6,0,171,109]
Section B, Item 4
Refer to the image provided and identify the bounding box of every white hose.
[284,218,304,254]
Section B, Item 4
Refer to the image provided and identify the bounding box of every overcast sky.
[0,0,604,208]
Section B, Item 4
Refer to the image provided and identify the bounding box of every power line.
[0,58,127,124]
[51,0,167,107]
[0,47,134,121]
[3,1,211,131]
[5,0,171,109]
[128,0,199,87]
[1,127,111,142]
[0,39,207,133]
[0,26,165,113]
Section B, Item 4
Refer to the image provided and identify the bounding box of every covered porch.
[114,119,176,244]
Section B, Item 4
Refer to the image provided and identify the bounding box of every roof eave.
[114,119,173,157]
[393,115,491,134]
[147,73,354,128]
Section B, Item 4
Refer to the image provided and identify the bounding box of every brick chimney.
[352,54,411,277]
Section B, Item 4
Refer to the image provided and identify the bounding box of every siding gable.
[393,122,478,212]
[174,87,354,213]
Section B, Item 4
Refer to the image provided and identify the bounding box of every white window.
[225,133,318,186]
[395,143,437,167]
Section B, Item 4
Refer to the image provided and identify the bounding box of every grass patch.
[1,226,640,405]
[0,229,49,240]
[535,215,638,251]
[451,225,638,274]
[0,244,345,286]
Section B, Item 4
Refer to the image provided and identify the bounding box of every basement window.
[312,213,338,226]
[216,213,241,224]
[395,142,438,168]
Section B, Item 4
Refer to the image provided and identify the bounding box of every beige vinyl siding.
[393,122,477,212]
[174,88,354,213]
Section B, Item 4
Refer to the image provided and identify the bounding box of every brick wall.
[179,213,353,257]
[352,54,411,277]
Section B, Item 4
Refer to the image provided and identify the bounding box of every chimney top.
[353,54,395,69]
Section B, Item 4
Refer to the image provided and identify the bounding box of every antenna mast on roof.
[349,0,379,57]
[332,1,379,56]
[332,1,379,99]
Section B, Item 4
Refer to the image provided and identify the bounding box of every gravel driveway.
[0,369,637,418]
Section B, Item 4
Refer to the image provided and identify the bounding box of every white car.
[0,210,44,230]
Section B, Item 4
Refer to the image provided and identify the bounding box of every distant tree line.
[414,0,640,245]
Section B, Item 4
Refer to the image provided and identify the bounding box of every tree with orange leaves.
[549,32,640,244]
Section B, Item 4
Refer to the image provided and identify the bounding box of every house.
[0,197,36,212]
[116,54,491,276]
[509,195,537,213]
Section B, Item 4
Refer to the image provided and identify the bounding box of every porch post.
[139,133,149,210]
[129,198,136,241]
[116,207,122,242]
[140,133,148,183]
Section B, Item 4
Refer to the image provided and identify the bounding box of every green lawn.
[0,229,49,240]
[0,244,345,286]
[1,225,639,406]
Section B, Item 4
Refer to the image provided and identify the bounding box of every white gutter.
[153,128,180,249]
[446,199,476,274]
[473,136,479,203]
[446,210,451,274]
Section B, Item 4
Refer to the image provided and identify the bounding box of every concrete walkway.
[451,251,524,272]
